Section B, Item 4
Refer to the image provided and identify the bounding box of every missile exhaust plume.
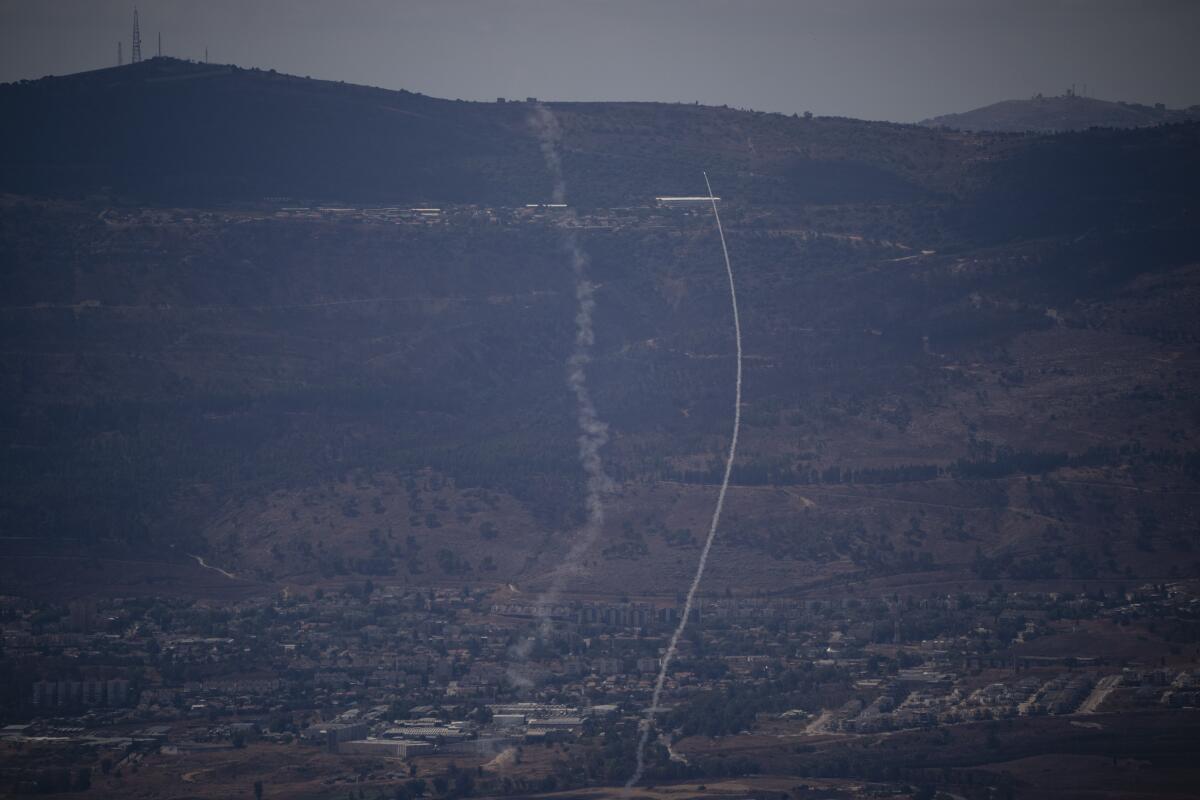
[625,172,742,792]
[508,105,614,685]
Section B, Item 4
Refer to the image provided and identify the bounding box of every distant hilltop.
[921,91,1200,133]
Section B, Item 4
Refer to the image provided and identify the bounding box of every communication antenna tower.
[131,8,142,63]
[118,41,123,66]
[157,32,162,57]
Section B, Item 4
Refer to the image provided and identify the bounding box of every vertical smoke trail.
[508,105,614,682]
[626,172,742,792]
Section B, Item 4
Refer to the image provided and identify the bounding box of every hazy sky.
[2,0,1198,122]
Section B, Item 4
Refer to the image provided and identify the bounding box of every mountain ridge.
[0,56,990,207]
[921,92,1200,133]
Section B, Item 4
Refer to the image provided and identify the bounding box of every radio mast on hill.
[118,41,122,66]
[131,8,142,64]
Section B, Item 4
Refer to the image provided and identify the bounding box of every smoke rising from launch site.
[508,105,614,682]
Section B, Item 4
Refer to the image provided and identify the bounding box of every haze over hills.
[1,57,1199,601]
[921,91,1200,133]
[4,51,1200,800]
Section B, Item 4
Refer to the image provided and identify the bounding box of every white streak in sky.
[508,105,613,684]
[626,172,742,792]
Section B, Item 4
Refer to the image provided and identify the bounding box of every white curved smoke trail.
[508,105,614,684]
[626,172,742,791]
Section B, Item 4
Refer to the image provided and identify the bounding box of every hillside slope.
[2,61,1199,599]
[0,56,988,207]
[922,92,1200,133]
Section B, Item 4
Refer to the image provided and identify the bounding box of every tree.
[986,723,1000,749]
[453,769,475,797]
